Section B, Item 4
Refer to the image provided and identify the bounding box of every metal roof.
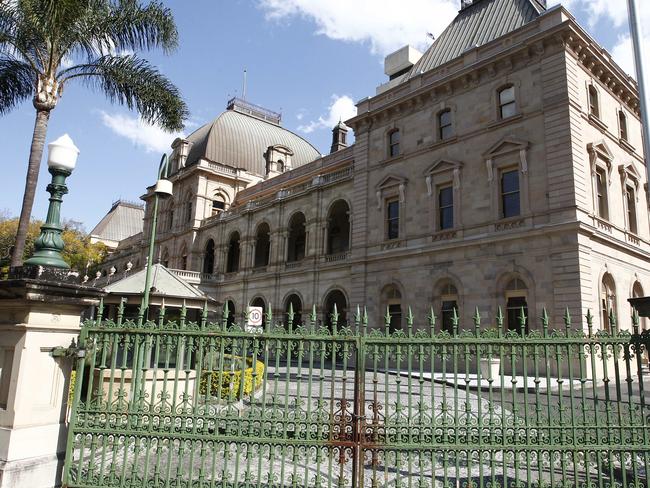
[184,104,321,176]
[90,200,144,243]
[104,264,209,301]
[406,0,545,80]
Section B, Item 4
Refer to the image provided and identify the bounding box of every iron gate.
[63,302,650,487]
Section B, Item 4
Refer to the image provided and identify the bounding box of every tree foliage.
[0,215,107,276]
[0,0,188,128]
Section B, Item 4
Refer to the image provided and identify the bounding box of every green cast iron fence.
[62,301,650,487]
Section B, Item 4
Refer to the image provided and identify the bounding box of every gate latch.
[50,339,86,359]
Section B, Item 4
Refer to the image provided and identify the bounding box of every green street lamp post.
[140,154,173,314]
[25,134,80,269]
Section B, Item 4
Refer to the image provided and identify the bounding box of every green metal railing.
[62,301,650,487]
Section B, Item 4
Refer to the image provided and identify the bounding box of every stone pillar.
[0,273,103,488]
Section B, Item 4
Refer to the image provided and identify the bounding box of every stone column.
[0,271,103,488]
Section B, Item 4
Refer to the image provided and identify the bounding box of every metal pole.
[627,0,650,179]
[141,154,170,315]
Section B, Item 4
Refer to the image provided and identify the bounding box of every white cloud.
[298,94,357,134]
[259,0,458,56]
[100,111,183,153]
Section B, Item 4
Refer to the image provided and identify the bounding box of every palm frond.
[103,0,178,53]
[62,54,187,131]
[0,57,34,113]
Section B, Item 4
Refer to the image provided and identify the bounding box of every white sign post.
[246,306,264,333]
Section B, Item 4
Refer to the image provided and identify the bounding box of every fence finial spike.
[407,306,414,330]
[428,306,436,329]
[609,308,617,333]
[519,306,527,335]
[496,306,504,334]
[563,307,571,329]
[310,304,317,325]
[586,309,594,337]
[384,306,392,329]
[473,307,481,328]
[363,306,368,326]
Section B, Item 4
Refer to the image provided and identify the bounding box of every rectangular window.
[438,186,454,230]
[506,296,528,333]
[499,86,516,119]
[441,300,458,334]
[501,169,520,218]
[627,185,638,234]
[589,86,599,118]
[596,168,608,219]
[389,130,401,157]
[439,110,453,140]
[619,111,628,141]
[386,199,400,240]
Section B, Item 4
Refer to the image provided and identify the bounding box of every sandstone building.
[96,0,650,334]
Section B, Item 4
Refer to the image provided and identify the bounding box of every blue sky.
[0,0,647,230]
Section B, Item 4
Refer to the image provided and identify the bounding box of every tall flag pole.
[627,0,650,181]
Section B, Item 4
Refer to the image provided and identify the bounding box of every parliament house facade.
[94,0,650,334]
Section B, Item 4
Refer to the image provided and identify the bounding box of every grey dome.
[185,101,321,176]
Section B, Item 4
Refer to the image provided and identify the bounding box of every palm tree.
[0,0,188,268]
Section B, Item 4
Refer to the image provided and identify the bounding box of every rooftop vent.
[384,45,423,80]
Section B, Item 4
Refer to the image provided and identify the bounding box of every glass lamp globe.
[47,134,80,172]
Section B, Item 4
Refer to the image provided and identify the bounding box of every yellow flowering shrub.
[199,355,264,400]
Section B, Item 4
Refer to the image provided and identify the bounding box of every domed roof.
[184,99,321,176]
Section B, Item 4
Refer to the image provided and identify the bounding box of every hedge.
[199,355,265,400]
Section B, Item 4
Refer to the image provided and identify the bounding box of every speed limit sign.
[247,306,263,327]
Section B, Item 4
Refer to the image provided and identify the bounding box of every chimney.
[330,120,349,154]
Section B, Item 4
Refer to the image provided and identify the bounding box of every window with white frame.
[501,169,520,218]
[438,186,454,230]
[626,184,638,234]
[498,86,516,119]
[596,167,609,220]
[388,129,401,157]
[601,273,616,332]
[438,109,453,140]
[619,110,628,141]
[588,85,600,118]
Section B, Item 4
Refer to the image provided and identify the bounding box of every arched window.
[254,223,271,268]
[601,273,616,332]
[388,129,400,157]
[161,248,170,268]
[588,85,600,118]
[324,289,348,330]
[498,85,516,119]
[438,282,459,333]
[287,213,306,262]
[179,244,188,270]
[284,294,303,328]
[632,281,646,331]
[327,200,350,254]
[438,109,453,140]
[249,297,267,328]
[505,278,528,333]
[382,285,403,333]
[185,199,193,223]
[203,239,215,274]
[277,159,285,172]
[212,194,227,216]
[226,232,240,273]
[619,110,628,141]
